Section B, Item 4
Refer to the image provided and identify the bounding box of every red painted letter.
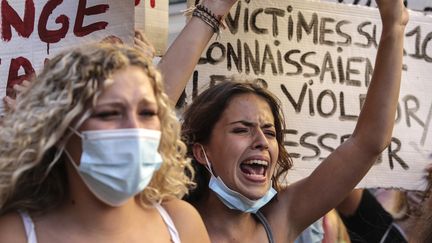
[38,0,69,44]
[6,57,35,97]
[135,0,141,6]
[1,0,35,41]
[74,0,109,37]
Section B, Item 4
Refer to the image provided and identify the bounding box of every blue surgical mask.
[66,128,163,206]
[200,145,276,213]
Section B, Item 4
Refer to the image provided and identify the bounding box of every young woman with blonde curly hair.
[0,44,209,243]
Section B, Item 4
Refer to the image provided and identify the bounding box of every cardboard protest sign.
[322,0,432,14]
[0,0,134,114]
[135,0,169,56]
[184,0,432,190]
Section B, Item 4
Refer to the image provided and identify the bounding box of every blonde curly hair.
[0,43,193,214]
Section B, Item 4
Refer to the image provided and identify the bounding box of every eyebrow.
[228,120,274,128]
[93,102,124,109]
[95,97,157,107]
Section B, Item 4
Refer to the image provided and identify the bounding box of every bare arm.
[284,0,409,234]
[158,0,238,103]
[336,189,364,216]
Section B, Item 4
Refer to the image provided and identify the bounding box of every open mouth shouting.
[240,159,269,183]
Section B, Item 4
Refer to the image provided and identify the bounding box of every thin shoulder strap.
[18,211,38,243]
[254,210,275,243]
[154,204,181,243]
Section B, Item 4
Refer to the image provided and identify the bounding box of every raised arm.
[286,0,408,233]
[349,0,408,154]
[158,0,237,103]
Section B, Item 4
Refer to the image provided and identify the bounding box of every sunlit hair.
[414,194,432,243]
[0,44,193,214]
[409,162,432,243]
[181,80,292,202]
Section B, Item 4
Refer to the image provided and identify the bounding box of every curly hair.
[181,80,292,203]
[0,43,193,214]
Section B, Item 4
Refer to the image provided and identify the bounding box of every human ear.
[192,143,208,166]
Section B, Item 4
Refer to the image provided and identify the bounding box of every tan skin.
[158,0,238,102]
[0,66,210,243]
[189,0,408,242]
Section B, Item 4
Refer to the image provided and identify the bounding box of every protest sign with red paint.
[0,0,134,113]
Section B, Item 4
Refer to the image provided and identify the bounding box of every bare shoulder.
[0,212,27,243]
[162,198,199,219]
[162,199,210,243]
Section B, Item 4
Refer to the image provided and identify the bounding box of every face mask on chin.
[65,128,163,206]
[199,145,277,214]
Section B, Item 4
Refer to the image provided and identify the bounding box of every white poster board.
[185,0,432,190]
[0,0,134,113]
[322,0,432,14]
[135,0,169,56]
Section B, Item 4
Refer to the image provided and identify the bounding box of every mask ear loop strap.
[68,126,83,139]
[63,127,83,170]
[64,149,78,167]
[199,144,215,176]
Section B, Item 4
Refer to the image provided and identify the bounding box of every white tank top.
[18,211,37,243]
[18,205,181,243]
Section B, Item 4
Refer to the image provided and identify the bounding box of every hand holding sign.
[134,30,156,59]
[3,80,31,112]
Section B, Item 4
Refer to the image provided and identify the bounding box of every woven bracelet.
[193,4,221,33]
[193,8,220,33]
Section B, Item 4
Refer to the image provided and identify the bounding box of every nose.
[124,113,141,128]
[251,128,269,150]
